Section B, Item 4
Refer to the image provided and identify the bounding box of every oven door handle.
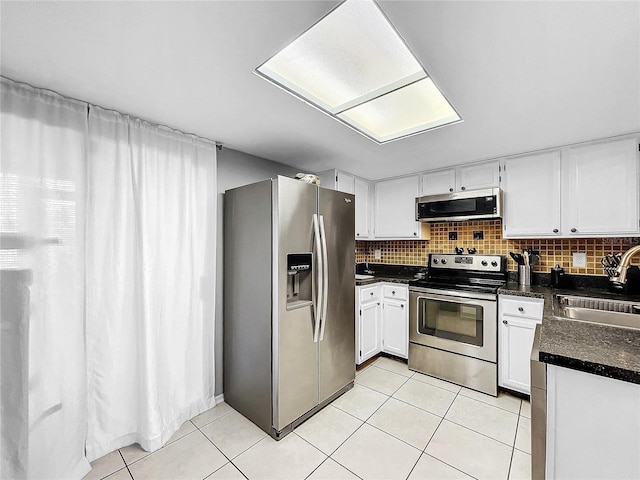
[408,287,497,302]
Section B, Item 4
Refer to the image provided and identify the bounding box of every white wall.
[215,148,298,395]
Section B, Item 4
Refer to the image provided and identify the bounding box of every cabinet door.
[336,171,355,194]
[374,175,420,238]
[563,137,639,236]
[382,298,408,359]
[499,315,538,394]
[354,177,370,239]
[358,300,382,364]
[502,151,562,238]
[456,161,500,192]
[420,168,456,196]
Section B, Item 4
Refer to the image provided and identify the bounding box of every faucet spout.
[611,245,640,285]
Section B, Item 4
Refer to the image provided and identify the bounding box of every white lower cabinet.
[498,295,544,394]
[356,283,408,364]
[382,299,408,359]
[358,300,382,363]
[356,285,382,364]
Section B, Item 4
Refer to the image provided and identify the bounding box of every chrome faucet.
[611,244,640,286]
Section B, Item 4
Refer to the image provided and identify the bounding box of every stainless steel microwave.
[415,188,502,222]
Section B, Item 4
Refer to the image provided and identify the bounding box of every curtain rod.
[0,75,222,150]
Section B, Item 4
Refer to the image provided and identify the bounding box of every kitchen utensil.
[518,265,531,286]
[510,252,524,265]
[529,254,540,265]
[523,251,530,266]
[455,247,464,254]
[467,247,477,254]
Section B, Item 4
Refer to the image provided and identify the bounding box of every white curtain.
[0,79,91,479]
[84,106,217,460]
[1,78,217,478]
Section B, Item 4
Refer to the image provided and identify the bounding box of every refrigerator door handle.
[312,213,323,343]
[319,214,329,341]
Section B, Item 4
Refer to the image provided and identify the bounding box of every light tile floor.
[83,356,531,480]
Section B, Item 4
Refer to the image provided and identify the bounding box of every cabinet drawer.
[500,296,544,320]
[360,285,381,302]
[382,285,408,301]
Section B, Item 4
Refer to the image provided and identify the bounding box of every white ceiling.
[2,1,639,180]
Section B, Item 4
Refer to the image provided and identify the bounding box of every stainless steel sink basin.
[355,274,374,280]
[554,294,640,331]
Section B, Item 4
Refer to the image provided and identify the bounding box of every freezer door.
[273,177,319,431]
[318,188,356,403]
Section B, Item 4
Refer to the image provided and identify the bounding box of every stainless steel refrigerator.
[223,176,355,440]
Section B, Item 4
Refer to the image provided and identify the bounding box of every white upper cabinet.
[503,135,640,238]
[317,169,371,239]
[420,160,500,196]
[457,161,501,192]
[562,137,639,236]
[420,168,456,196]
[502,151,562,238]
[374,175,423,238]
[354,177,370,239]
[337,171,355,195]
[316,169,355,194]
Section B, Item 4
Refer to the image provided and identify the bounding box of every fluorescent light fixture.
[255,0,461,144]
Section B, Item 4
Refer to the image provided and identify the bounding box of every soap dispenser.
[551,264,565,288]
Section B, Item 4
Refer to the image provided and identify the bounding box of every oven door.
[409,287,497,362]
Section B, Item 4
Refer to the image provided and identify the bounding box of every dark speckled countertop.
[499,281,640,384]
[356,275,415,286]
[355,263,427,286]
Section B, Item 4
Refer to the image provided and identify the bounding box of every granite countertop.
[355,263,426,286]
[356,275,415,286]
[499,282,640,385]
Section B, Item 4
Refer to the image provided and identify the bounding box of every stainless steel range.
[408,253,507,396]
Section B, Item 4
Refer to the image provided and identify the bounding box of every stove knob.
[491,261,498,267]
[433,259,439,264]
[481,260,488,267]
[441,259,447,264]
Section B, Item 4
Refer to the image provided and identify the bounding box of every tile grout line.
[507,413,523,480]
[411,385,480,480]
[303,456,364,480]
[295,432,364,480]
[189,413,246,479]
[117,449,134,480]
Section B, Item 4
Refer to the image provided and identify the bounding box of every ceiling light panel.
[255,0,461,143]
[338,78,461,143]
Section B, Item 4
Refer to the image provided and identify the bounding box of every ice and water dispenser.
[286,253,313,309]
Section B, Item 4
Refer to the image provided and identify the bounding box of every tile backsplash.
[355,220,640,275]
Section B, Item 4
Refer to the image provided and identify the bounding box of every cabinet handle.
[356,233,360,236]
[392,290,396,295]
[377,302,380,306]
[449,188,454,192]
[401,304,405,308]
[413,232,417,236]
[370,292,374,296]
[503,320,508,325]
[461,186,466,191]
[518,307,524,312]
[553,228,559,233]
[571,228,577,233]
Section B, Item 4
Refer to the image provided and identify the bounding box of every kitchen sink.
[355,274,374,280]
[554,294,640,331]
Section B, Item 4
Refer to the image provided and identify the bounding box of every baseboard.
[215,393,225,405]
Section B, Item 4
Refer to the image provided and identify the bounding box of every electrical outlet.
[374,249,381,260]
[572,252,586,268]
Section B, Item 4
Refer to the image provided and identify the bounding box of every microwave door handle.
[319,214,329,341]
[312,213,322,343]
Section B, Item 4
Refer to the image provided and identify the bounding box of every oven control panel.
[429,254,505,272]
